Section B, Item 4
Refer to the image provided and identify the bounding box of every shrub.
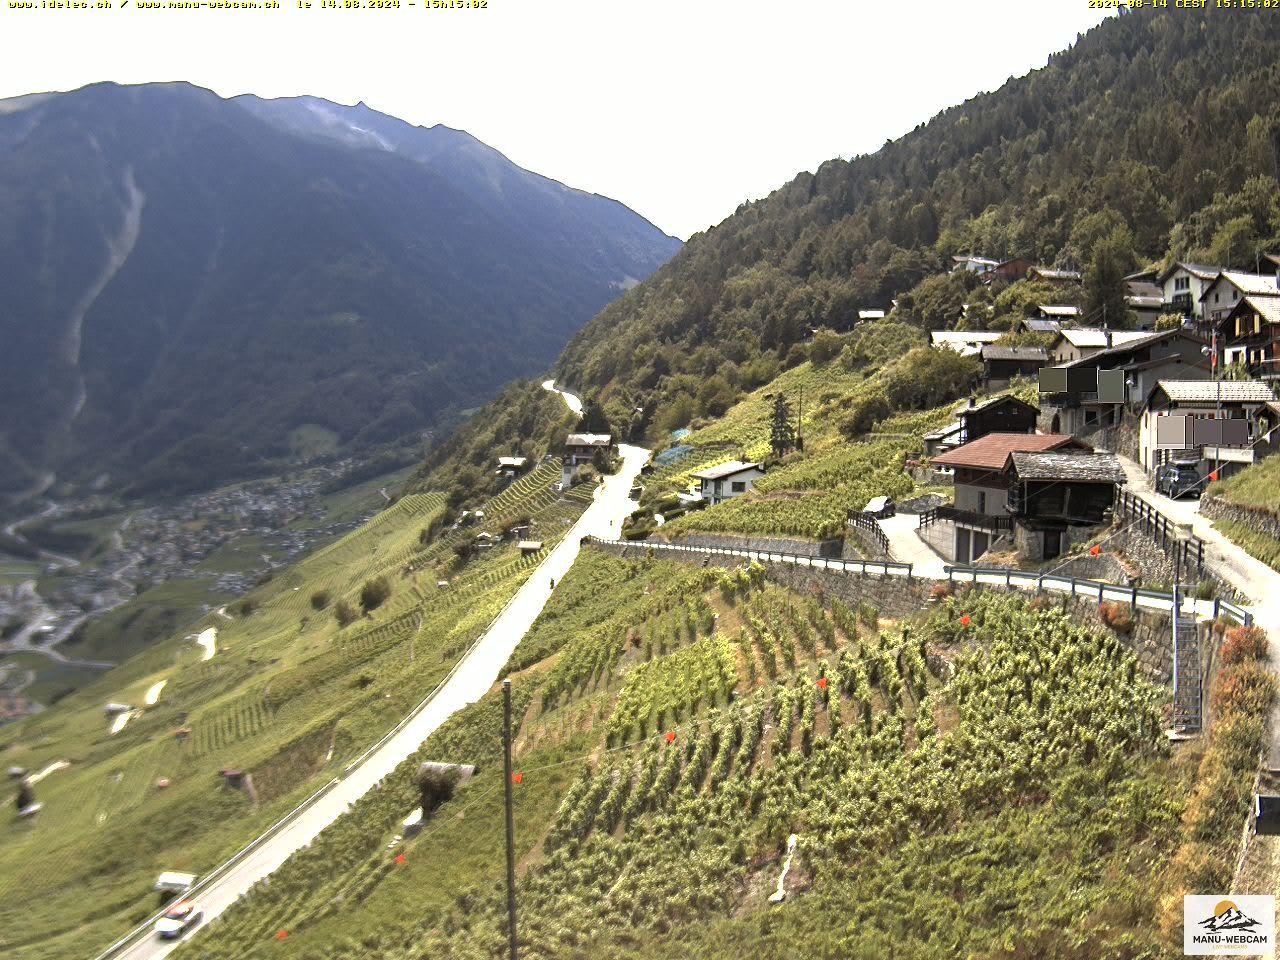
[334,600,358,628]
[360,576,392,613]
[1098,601,1134,634]
[1220,624,1268,665]
[1210,661,1275,716]
[310,589,331,611]
[929,582,953,601]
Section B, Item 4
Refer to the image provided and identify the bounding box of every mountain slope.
[549,9,1280,436]
[0,83,679,502]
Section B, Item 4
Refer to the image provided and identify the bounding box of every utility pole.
[502,678,518,960]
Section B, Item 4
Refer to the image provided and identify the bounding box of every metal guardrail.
[588,538,1254,628]
[91,525,553,960]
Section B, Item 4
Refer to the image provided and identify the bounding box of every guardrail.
[92,512,569,960]
[919,505,1014,533]
[586,537,1254,628]
[595,537,913,578]
[1113,488,1204,574]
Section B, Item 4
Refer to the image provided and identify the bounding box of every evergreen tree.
[579,396,612,435]
[1082,225,1135,329]
[770,393,795,459]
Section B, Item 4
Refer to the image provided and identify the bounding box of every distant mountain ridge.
[0,82,679,502]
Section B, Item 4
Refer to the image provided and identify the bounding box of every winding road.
[105,387,648,960]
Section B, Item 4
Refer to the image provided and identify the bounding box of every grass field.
[0,462,583,960]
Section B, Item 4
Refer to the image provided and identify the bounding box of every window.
[977,491,986,513]
[731,481,746,493]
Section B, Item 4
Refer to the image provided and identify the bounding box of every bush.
[1210,661,1275,716]
[310,589,331,611]
[334,600,358,628]
[1220,624,1268,664]
[1098,601,1134,634]
[360,576,392,613]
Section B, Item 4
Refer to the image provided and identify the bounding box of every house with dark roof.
[980,345,1046,390]
[564,433,615,466]
[1125,280,1168,329]
[1037,328,1208,438]
[923,433,1091,563]
[691,461,764,506]
[1003,451,1126,560]
[1212,295,1280,380]
[1138,379,1280,477]
[922,395,1039,457]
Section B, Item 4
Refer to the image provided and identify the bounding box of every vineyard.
[0,458,585,960]
[174,552,1232,960]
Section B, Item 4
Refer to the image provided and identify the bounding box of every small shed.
[416,762,479,817]
[518,540,544,557]
[154,871,198,893]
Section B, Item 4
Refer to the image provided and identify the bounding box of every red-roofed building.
[924,433,1094,562]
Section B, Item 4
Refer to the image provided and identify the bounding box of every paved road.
[111,444,648,960]
[878,513,948,577]
[1117,455,1280,770]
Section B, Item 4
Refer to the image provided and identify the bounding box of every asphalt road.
[113,442,648,960]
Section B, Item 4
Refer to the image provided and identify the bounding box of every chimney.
[1105,329,1113,349]
[968,395,976,409]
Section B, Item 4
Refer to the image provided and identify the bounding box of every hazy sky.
[0,1,1110,239]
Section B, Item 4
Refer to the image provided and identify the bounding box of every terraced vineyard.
[177,551,1237,960]
[0,464,586,960]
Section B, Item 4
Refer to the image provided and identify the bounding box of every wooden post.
[502,679,518,960]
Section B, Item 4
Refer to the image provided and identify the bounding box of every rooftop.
[1058,328,1205,369]
[1232,295,1280,327]
[1037,304,1080,317]
[1158,261,1223,283]
[1006,451,1126,484]
[1023,318,1062,333]
[1202,271,1280,300]
[1056,329,1151,349]
[931,433,1089,471]
[1154,379,1276,403]
[1031,267,1082,281]
[692,460,763,481]
[981,345,1047,362]
[565,433,612,447]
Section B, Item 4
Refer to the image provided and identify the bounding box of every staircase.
[1171,614,1203,733]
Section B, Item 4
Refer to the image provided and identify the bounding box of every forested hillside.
[549,9,1280,438]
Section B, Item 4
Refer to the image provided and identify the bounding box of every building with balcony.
[1213,295,1280,380]
[1137,379,1280,478]
[1158,262,1221,323]
[923,432,1091,564]
[1200,270,1279,328]
[691,461,765,506]
[1004,451,1126,560]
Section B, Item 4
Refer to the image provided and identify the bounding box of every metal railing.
[587,537,1254,627]
[845,511,890,557]
[1113,488,1205,574]
[919,505,1014,533]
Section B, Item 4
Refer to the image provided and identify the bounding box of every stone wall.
[668,532,844,558]
[846,519,889,559]
[1201,496,1280,541]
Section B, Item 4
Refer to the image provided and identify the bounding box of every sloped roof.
[1201,271,1280,300]
[1157,261,1223,284]
[1006,451,1125,484]
[1057,329,1151,349]
[1230,296,1280,327]
[931,433,1089,470]
[981,346,1047,362]
[565,433,612,447]
[692,460,763,481]
[1126,280,1164,299]
[1154,380,1275,403]
[1031,267,1082,281]
[1037,304,1079,318]
[960,394,1040,415]
[1058,328,1205,369]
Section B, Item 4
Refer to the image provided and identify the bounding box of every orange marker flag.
[512,772,523,784]
[665,731,676,743]
[276,929,289,941]
[1090,544,1101,556]
[817,677,828,690]
[959,614,971,626]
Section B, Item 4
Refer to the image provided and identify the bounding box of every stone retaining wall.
[1201,496,1280,541]
[667,532,844,558]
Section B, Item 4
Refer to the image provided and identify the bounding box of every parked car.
[1154,461,1201,500]
[862,496,896,518]
[155,900,203,940]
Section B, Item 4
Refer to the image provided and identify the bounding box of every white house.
[1048,328,1151,365]
[1158,262,1221,321]
[692,461,765,506]
[951,255,999,275]
[1137,379,1280,475]
[1201,271,1280,328]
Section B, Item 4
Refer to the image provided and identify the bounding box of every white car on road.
[154,900,202,940]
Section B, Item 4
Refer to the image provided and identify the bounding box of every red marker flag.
[959,614,971,626]
[817,677,828,690]
[1090,544,1101,556]
[276,930,289,941]
[512,772,523,784]
[395,853,407,864]
[1209,470,1219,482]
[665,731,676,743]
